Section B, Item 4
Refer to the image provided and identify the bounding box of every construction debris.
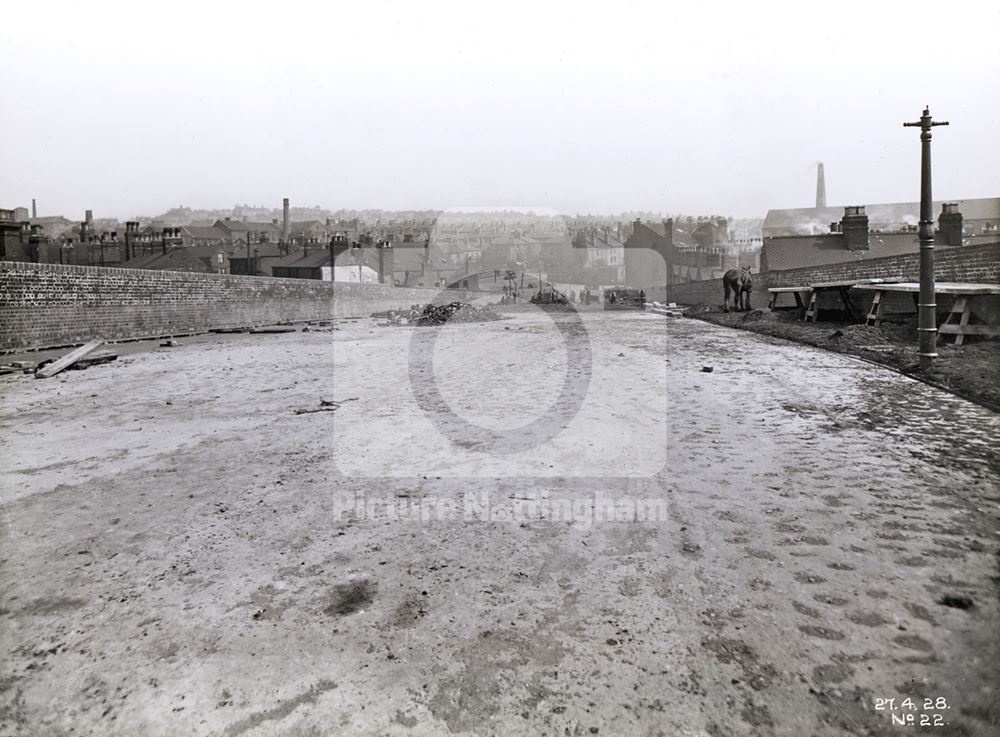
[160,339,181,347]
[250,325,298,334]
[530,291,569,305]
[0,360,38,375]
[648,302,684,318]
[386,302,501,327]
[293,397,359,415]
[71,351,118,370]
[35,340,104,379]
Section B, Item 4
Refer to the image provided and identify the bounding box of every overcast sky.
[2,0,998,219]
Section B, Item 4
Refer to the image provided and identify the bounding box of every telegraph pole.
[903,106,948,370]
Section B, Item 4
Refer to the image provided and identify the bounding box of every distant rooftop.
[763,198,1000,237]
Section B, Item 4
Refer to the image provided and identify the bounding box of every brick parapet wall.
[664,242,1000,306]
[0,262,475,351]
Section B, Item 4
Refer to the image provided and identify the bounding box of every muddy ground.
[686,306,1000,412]
[1,310,998,736]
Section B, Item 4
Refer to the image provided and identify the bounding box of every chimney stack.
[816,162,827,208]
[31,199,36,219]
[124,221,138,260]
[85,210,93,225]
[841,206,869,250]
[377,240,394,284]
[936,203,963,246]
[330,233,350,266]
[282,197,290,244]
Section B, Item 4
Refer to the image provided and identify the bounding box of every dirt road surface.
[1,311,997,736]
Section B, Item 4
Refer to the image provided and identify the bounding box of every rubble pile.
[382,302,501,326]
[412,301,501,326]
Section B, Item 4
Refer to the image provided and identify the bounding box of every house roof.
[228,243,285,259]
[182,225,227,240]
[122,248,210,273]
[325,242,451,273]
[213,219,282,234]
[187,244,237,259]
[392,243,450,272]
[271,253,327,270]
[763,198,1000,236]
[288,220,328,235]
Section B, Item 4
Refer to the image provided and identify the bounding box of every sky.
[2,0,998,219]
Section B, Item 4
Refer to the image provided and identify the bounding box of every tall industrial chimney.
[816,162,827,208]
[282,197,290,244]
[31,199,37,219]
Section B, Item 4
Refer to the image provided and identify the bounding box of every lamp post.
[903,106,949,371]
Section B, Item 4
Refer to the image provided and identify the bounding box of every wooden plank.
[853,282,1000,294]
[767,287,808,293]
[35,340,104,379]
[803,290,817,322]
[853,284,918,292]
[955,302,972,347]
[808,280,859,289]
[933,283,1000,294]
[249,326,298,334]
[939,297,969,346]
[865,290,884,326]
[73,351,118,369]
[938,324,1000,336]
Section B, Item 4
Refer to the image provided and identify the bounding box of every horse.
[723,266,753,312]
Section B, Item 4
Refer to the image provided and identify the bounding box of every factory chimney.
[31,199,37,219]
[282,197,290,244]
[816,162,827,209]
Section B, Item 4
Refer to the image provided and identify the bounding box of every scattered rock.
[937,594,974,610]
[701,366,714,373]
[324,579,376,617]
